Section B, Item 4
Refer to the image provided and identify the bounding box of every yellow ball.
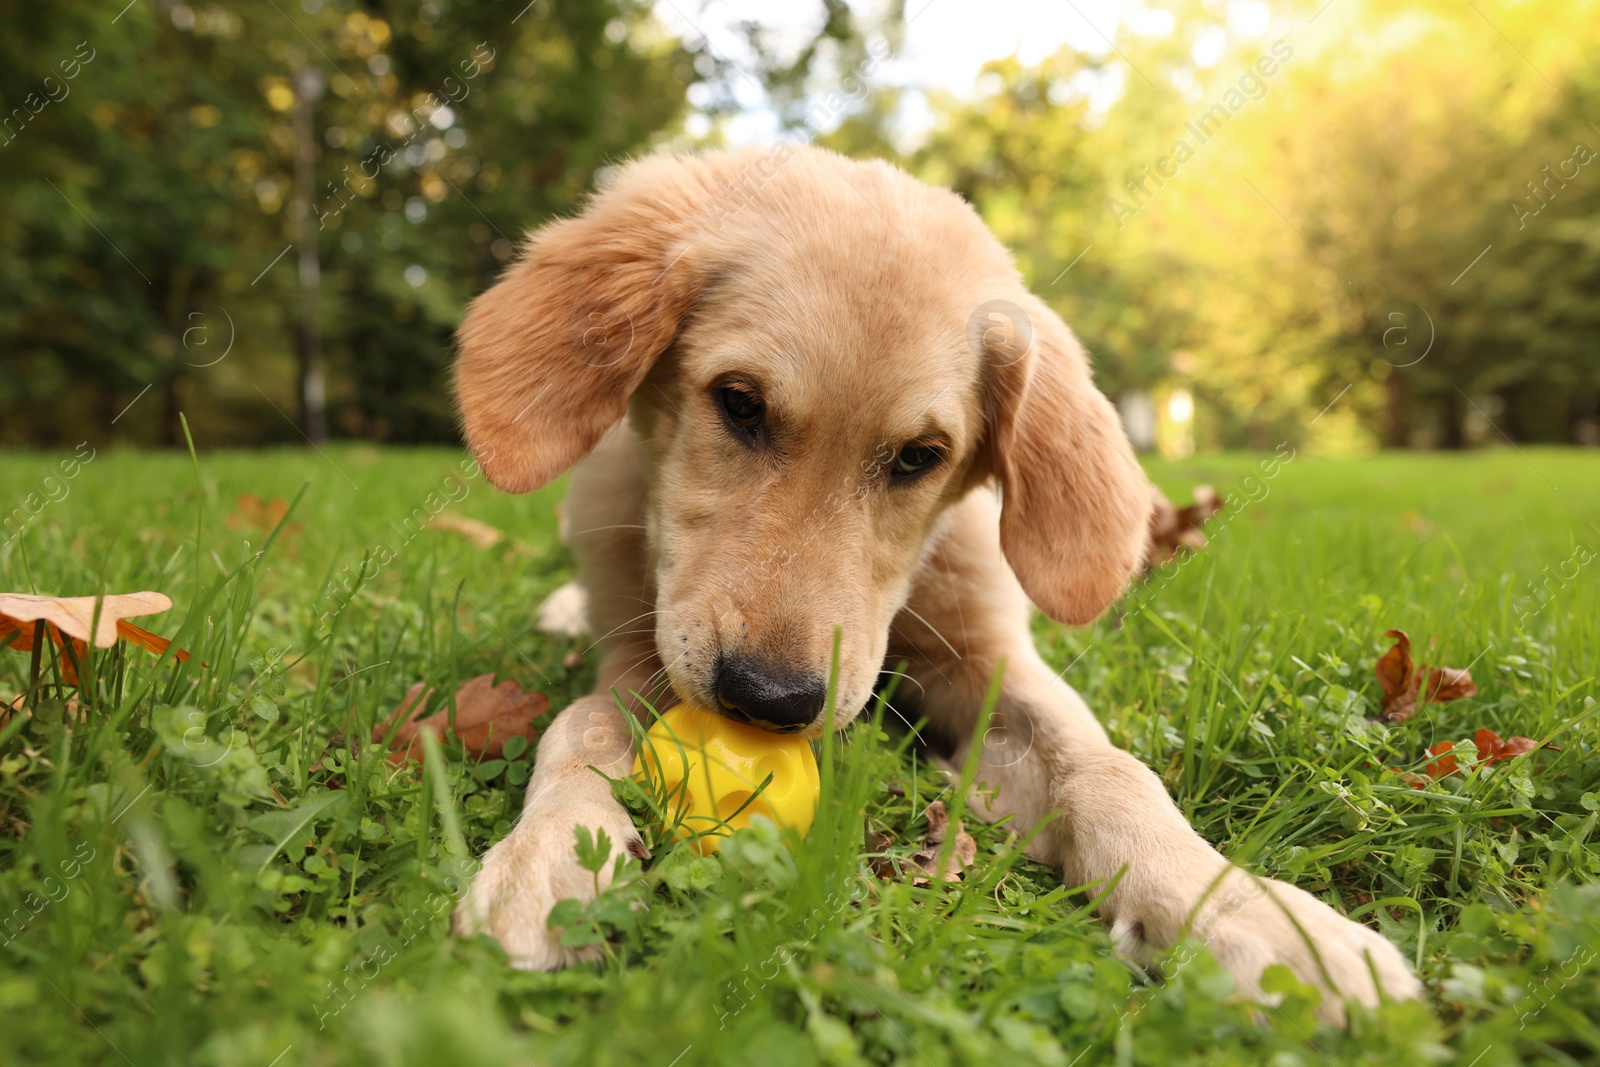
[633,703,820,854]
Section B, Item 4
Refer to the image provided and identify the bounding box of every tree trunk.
[1383,370,1410,447]
[1439,389,1465,449]
[293,66,327,443]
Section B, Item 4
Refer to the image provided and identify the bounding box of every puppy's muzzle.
[712,653,827,733]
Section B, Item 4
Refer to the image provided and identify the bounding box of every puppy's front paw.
[453,799,645,970]
[1122,868,1422,1023]
[1194,872,1421,1021]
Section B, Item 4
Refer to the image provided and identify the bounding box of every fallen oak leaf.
[905,832,978,885]
[0,590,174,648]
[0,591,200,685]
[1474,728,1560,766]
[1374,629,1416,718]
[1374,629,1478,722]
[952,830,977,869]
[1392,731,1559,789]
[376,672,545,764]
[1384,740,1461,788]
[1425,740,1459,779]
[879,801,978,885]
[1424,665,1478,704]
[923,798,950,844]
[864,828,894,850]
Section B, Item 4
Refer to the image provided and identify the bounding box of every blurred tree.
[852,0,1599,449]
[0,0,881,447]
[3,0,1594,451]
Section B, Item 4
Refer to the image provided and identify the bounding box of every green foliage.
[0,0,700,447]
[0,0,896,450]
[826,0,1600,450]
[0,444,1596,1063]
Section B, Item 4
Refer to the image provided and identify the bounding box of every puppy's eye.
[718,385,765,434]
[894,443,941,478]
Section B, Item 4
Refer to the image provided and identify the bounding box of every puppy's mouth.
[713,700,809,734]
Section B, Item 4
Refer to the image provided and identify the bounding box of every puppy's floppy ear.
[456,155,729,492]
[982,294,1152,624]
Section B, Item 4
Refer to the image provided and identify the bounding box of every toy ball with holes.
[633,703,820,855]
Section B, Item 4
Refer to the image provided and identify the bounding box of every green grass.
[1,442,1597,1066]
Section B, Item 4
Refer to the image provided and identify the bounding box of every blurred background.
[1,0,1595,458]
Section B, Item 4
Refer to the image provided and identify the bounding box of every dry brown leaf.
[864,826,897,880]
[227,493,301,537]
[1424,666,1478,704]
[1375,628,1478,723]
[1147,485,1221,568]
[375,672,545,764]
[1392,728,1559,789]
[1374,629,1415,713]
[429,513,504,549]
[871,801,978,885]
[1474,727,1559,765]
[951,830,977,869]
[0,591,197,686]
[0,591,173,648]
[923,799,950,844]
[1423,740,1459,781]
[1401,510,1434,537]
[905,832,977,885]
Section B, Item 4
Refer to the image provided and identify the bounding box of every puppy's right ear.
[456,155,727,492]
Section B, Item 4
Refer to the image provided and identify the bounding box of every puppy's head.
[456,148,1149,736]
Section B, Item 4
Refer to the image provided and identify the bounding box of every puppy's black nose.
[713,654,827,733]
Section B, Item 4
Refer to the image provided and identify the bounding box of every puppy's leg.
[458,425,662,967]
[454,644,655,968]
[890,491,1421,1022]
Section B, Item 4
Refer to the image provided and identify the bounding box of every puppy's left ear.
[982,294,1153,625]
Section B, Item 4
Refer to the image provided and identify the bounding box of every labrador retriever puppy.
[451,146,1421,1020]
